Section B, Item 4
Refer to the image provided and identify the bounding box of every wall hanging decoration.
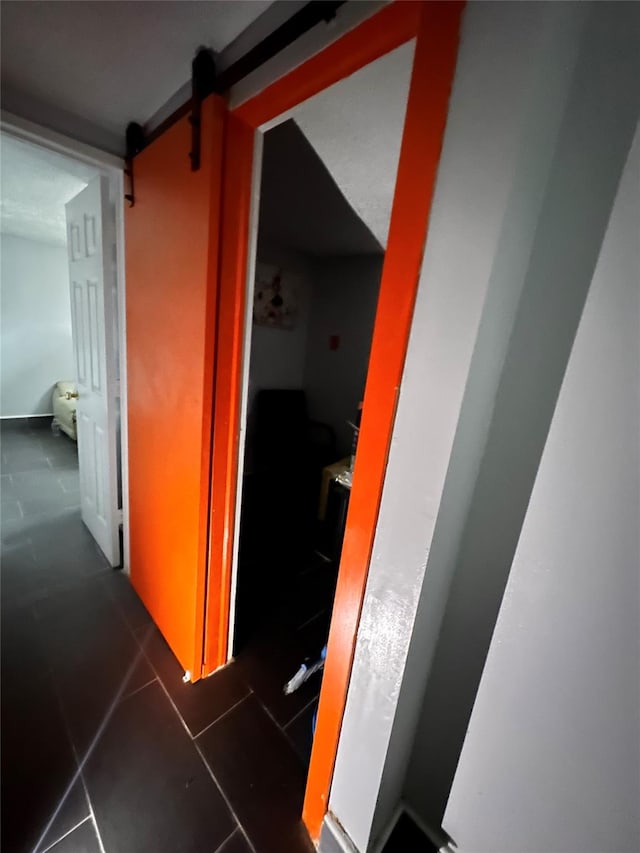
[253,264,299,329]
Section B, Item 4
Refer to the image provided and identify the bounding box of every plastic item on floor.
[284,645,327,696]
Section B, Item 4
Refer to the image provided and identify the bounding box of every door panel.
[66,176,120,566]
[125,96,225,679]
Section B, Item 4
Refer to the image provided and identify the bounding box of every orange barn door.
[125,96,225,679]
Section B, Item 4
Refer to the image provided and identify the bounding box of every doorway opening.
[0,123,127,571]
[228,40,416,775]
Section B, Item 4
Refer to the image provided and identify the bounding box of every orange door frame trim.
[205,1,464,840]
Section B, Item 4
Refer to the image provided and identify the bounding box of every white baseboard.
[0,413,53,419]
[319,813,360,853]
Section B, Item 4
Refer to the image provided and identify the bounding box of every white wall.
[248,243,313,402]
[405,3,639,836]
[325,2,640,851]
[247,246,383,460]
[442,123,640,853]
[304,254,383,456]
[327,4,585,847]
[244,242,313,470]
[292,41,414,248]
[1,233,73,417]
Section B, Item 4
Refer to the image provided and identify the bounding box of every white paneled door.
[66,176,120,566]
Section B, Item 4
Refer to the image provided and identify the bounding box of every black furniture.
[233,390,336,650]
[322,478,351,564]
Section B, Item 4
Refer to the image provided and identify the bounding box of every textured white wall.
[304,254,383,456]
[292,41,414,248]
[244,243,313,469]
[1,233,74,417]
[327,2,585,847]
[442,124,640,853]
[248,248,313,394]
[326,2,639,851]
[0,134,90,246]
[405,2,639,837]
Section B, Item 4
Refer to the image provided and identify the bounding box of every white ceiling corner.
[1,134,97,246]
[291,40,416,248]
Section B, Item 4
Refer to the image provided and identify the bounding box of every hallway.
[1,419,315,853]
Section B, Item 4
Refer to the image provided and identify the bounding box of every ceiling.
[259,41,414,255]
[0,134,96,246]
[292,40,414,248]
[259,119,382,257]
[1,0,272,153]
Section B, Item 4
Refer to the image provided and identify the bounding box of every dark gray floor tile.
[1,602,46,683]
[27,416,53,430]
[11,467,64,487]
[11,469,68,499]
[1,508,109,608]
[20,492,80,517]
[35,578,153,755]
[28,510,110,578]
[102,571,152,632]
[197,694,314,853]
[1,452,52,474]
[0,542,41,611]
[36,780,90,853]
[46,818,101,853]
[85,681,235,853]
[46,447,79,467]
[284,701,317,768]
[138,623,251,737]
[1,418,33,435]
[3,445,48,463]
[47,457,80,474]
[234,628,324,727]
[57,472,80,494]
[2,472,16,497]
[0,512,33,546]
[218,829,254,853]
[1,428,39,444]
[1,609,86,853]
[1,499,22,521]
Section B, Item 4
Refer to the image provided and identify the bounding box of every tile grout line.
[31,678,91,853]
[34,634,150,853]
[86,792,107,853]
[119,675,158,703]
[37,815,92,853]
[257,695,292,736]
[192,737,259,853]
[191,690,253,740]
[212,825,241,853]
[148,665,259,853]
[126,612,261,853]
[297,607,329,632]
[283,693,320,730]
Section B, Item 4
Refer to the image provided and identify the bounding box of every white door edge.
[226,128,263,661]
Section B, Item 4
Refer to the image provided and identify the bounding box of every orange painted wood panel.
[303,1,464,838]
[125,96,225,679]
[204,113,255,675]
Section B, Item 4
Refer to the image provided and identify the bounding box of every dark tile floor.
[1,418,333,853]
[382,812,438,853]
